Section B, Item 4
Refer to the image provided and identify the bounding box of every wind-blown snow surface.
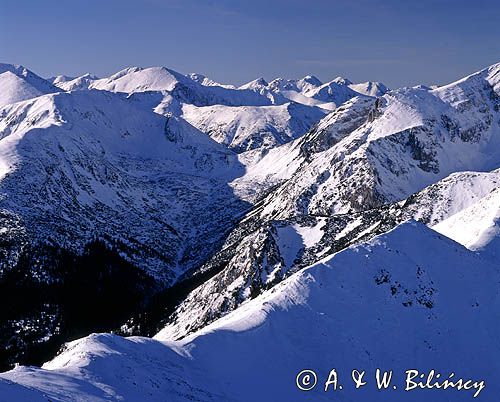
[2,222,500,401]
[433,188,500,259]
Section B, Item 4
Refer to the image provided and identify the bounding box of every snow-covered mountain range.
[3,222,500,401]
[0,60,499,401]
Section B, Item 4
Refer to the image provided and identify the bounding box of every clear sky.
[1,0,499,88]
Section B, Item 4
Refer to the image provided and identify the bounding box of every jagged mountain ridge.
[234,62,500,218]
[152,62,500,340]
[156,167,500,340]
[48,65,388,152]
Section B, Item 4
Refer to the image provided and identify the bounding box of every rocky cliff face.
[156,167,500,340]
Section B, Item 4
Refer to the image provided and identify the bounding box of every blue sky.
[1,0,499,88]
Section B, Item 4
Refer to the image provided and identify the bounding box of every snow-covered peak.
[299,74,322,86]
[432,61,500,104]
[267,75,322,94]
[86,66,283,108]
[266,75,381,111]
[0,71,47,108]
[187,72,236,89]
[0,63,58,95]
[90,66,187,93]
[349,81,389,97]
[0,89,236,178]
[238,77,269,90]
[331,76,352,85]
[49,74,76,84]
[302,77,361,106]
[241,61,500,219]
[187,72,210,84]
[295,75,322,92]
[55,73,99,91]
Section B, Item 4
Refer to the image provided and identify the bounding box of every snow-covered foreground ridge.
[2,222,500,402]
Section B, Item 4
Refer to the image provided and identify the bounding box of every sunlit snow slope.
[2,222,499,402]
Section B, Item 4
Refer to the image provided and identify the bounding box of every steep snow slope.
[3,222,500,402]
[0,64,58,95]
[0,64,58,108]
[182,102,326,152]
[230,96,380,202]
[0,72,47,108]
[174,61,500,336]
[433,188,500,259]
